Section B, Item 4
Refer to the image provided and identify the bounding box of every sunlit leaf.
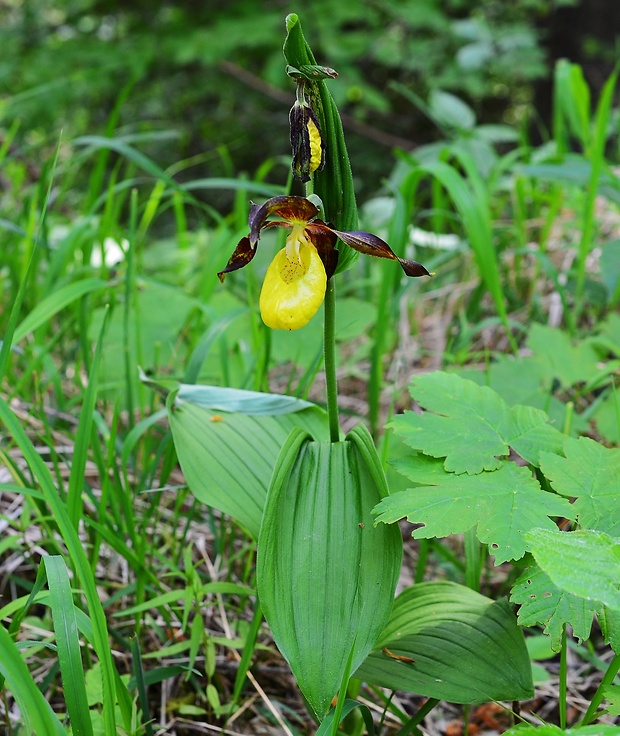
[390,372,565,474]
[527,528,620,609]
[540,438,620,536]
[377,455,573,564]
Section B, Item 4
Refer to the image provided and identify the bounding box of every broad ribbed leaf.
[355,581,533,704]
[257,425,401,719]
[168,389,329,538]
[177,384,316,414]
[390,372,565,474]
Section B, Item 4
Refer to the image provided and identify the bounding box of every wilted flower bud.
[289,99,325,183]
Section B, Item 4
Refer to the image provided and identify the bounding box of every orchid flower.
[218,195,431,330]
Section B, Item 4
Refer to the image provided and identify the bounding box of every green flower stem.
[580,652,620,725]
[323,278,340,442]
[559,624,567,729]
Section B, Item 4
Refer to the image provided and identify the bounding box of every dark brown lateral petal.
[217,236,255,282]
[306,223,339,279]
[249,196,318,245]
[331,229,432,277]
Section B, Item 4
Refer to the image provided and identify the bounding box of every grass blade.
[67,306,109,528]
[43,556,95,736]
[0,397,118,734]
[0,624,66,735]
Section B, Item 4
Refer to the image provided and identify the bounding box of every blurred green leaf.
[429,89,476,130]
[527,324,601,388]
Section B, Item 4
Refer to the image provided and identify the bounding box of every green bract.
[257,425,402,719]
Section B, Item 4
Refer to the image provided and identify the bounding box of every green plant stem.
[559,624,567,729]
[464,528,482,592]
[323,278,340,442]
[581,652,620,725]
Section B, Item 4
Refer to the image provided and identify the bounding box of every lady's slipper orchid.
[218,195,431,330]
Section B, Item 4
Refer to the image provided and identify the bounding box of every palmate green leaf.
[167,388,329,538]
[540,437,620,536]
[511,566,596,651]
[390,372,565,475]
[527,529,620,610]
[526,325,601,389]
[378,455,573,564]
[504,726,620,736]
[603,685,620,716]
[355,582,533,704]
[599,605,620,654]
[455,358,586,437]
[592,389,620,445]
[257,425,401,719]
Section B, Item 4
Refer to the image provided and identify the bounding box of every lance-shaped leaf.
[257,425,402,719]
[377,455,573,564]
[540,437,620,536]
[511,566,596,651]
[167,386,329,538]
[355,582,533,704]
[390,372,565,475]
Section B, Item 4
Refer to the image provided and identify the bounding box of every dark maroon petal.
[217,236,256,282]
[306,223,339,279]
[331,229,432,278]
[249,196,319,245]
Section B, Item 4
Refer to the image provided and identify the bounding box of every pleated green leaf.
[167,389,329,538]
[0,624,66,736]
[355,581,534,704]
[44,556,94,736]
[257,425,402,719]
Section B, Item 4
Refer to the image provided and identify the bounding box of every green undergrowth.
[0,35,619,736]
